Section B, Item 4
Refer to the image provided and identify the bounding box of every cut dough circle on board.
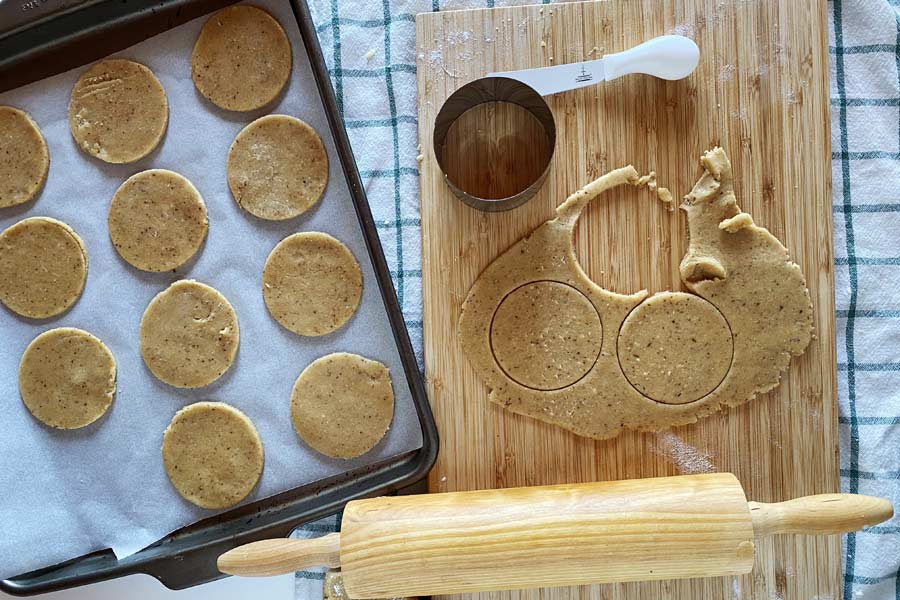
[263,232,363,336]
[227,114,329,221]
[140,280,239,388]
[68,58,168,164]
[108,169,208,272]
[0,216,88,319]
[617,292,733,405]
[458,147,814,440]
[191,5,292,112]
[291,352,394,459]
[162,401,264,509]
[19,327,116,429]
[0,106,50,208]
[490,280,602,391]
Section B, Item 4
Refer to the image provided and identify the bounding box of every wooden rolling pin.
[218,474,892,598]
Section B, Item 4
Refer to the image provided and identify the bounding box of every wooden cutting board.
[415,1,837,599]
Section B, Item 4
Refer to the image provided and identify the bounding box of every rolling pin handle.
[749,494,894,537]
[217,532,341,577]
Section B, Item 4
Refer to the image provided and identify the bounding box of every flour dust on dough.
[458,147,814,439]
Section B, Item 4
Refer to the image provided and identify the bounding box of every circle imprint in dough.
[108,169,208,272]
[162,401,264,509]
[291,352,394,459]
[191,6,292,112]
[0,106,50,208]
[0,217,87,319]
[263,232,362,336]
[490,281,602,391]
[68,59,168,164]
[227,114,329,220]
[617,292,734,405]
[19,327,116,429]
[140,280,239,388]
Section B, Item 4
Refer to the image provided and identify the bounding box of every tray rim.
[0,0,438,593]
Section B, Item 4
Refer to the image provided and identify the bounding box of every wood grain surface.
[415,1,838,599]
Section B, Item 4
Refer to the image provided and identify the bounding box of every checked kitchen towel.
[294,0,900,598]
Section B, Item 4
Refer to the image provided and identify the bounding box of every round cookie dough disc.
[109,169,208,271]
[0,106,50,208]
[140,280,239,388]
[19,327,116,429]
[617,292,734,405]
[490,281,603,391]
[227,115,329,220]
[0,217,87,319]
[162,402,264,509]
[291,353,394,459]
[191,6,292,112]
[263,232,362,336]
[68,59,168,164]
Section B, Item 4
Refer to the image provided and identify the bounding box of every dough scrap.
[291,352,394,459]
[19,327,116,429]
[191,5,292,112]
[263,232,362,336]
[140,280,239,388]
[324,570,416,600]
[227,114,329,220]
[458,147,814,439]
[0,217,87,318]
[108,169,208,272]
[490,281,601,390]
[0,106,50,208]
[162,401,263,509]
[68,59,168,164]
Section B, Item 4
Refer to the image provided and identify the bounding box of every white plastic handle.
[602,35,700,82]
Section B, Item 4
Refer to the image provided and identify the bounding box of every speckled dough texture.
[291,352,394,459]
[227,114,329,220]
[458,147,814,439]
[68,59,168,164]
[19,327,116,429]
[108,169,208,272]
[263,232,362,336]
[0,106,50,208]
[162,402,263,509]
[0,217,87,319]
[191,5,292,112]
[140,280,239,388]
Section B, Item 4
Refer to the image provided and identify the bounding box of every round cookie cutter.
[432,35,700,212]
[433,77,555,212]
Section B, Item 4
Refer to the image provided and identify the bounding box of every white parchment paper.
[0,0,424,580]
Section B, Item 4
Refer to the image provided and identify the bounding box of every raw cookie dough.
[263,232,362,336]
[140,280,239,388]
[0,106,50,208]
[162,401,263,509]
[108,169,208,271]
[617,292,733,404]
[19,327,116,429]
[291,353,394,459]
[227,114,329,220]
[68,59,168,163]
[0,217,87,318]
[490,281,602,390]
[458,147,813,439]
[191,5,292,112]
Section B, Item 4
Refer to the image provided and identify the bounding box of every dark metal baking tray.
[0,0,437,594]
